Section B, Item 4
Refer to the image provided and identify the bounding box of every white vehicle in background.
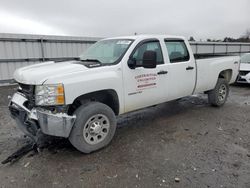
[236,53,250,83]
[9,35,240,153]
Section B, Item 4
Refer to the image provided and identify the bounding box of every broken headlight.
[35,84,65,106]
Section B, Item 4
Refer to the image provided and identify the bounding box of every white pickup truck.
[9,35,240,153]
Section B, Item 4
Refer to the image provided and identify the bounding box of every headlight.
[35,84,65,106]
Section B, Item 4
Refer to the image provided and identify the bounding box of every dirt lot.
[0,84,249,188]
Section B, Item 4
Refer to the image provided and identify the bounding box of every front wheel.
[208,78,229,107]
[69,102,117,153]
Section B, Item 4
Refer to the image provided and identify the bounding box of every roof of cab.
[104,34,186,41]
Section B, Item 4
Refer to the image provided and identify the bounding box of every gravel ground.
[0,84,249,188]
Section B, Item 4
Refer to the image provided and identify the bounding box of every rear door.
[164,39,196,100]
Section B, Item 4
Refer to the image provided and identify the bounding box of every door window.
[164,40,190,63]
[132,41,164,66]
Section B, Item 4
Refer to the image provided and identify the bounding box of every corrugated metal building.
[0,33,250,84]
[189,41,250,55]
[0,33,101,83]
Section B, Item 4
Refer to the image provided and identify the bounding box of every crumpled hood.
[240,63,250,71]
[14,61,88,85]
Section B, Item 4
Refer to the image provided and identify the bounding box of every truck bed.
[194,55,240,94]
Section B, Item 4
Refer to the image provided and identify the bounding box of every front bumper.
[9,92,76,140]
[236,71,250,83]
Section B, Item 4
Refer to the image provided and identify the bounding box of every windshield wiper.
[80,59,102,63]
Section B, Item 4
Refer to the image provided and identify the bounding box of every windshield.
[241,53,250,64]
[79,39,133,64]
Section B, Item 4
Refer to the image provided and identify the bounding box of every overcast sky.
[0,0,249,40]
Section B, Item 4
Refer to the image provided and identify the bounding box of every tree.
[188,36,195,41]
[243,29,250,38]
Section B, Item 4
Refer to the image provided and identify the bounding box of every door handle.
[157,70,168,75]
[186,66,194,70]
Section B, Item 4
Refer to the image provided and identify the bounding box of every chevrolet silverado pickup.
[9,35,240,153]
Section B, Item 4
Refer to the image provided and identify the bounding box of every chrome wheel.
[218,84,227,102]
[83,114,110,145]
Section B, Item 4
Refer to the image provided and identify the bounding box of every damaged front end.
[9,84,76,142]
[237,70,250,83]
[241,72,250,83]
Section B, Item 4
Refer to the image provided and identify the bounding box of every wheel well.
[68,89,119,115]
[219,69,232,83]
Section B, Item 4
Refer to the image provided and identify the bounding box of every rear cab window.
[164,40,190,63]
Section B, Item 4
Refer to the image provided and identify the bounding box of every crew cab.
[9,35,240,153]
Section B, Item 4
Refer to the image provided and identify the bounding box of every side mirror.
[128,57,136,69]
[142,50,157,69]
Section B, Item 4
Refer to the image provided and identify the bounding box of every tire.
[208,78,229,107]
[69,102,117,153]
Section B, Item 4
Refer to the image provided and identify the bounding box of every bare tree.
[241,28,250,38]
[188,36,195,41]
[245,29,250,38]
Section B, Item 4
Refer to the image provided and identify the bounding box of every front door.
[122,39,170,112]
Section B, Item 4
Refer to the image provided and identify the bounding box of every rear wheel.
[69,102,117,153]
[208,78,229,107]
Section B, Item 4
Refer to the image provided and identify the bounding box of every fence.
[0,33,250,83]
